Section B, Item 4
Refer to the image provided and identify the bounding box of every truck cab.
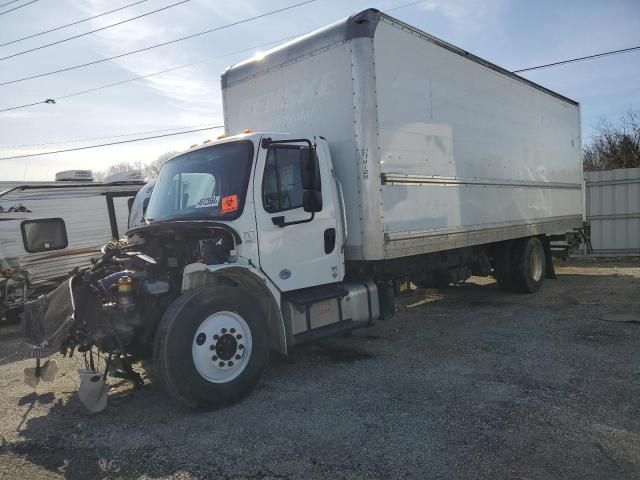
[80,131,380,409]
[142,132,348,293]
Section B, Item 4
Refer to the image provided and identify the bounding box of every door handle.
[272,216,285,227]
[324,228,336,254]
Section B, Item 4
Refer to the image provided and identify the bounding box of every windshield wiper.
[151,212,211,223]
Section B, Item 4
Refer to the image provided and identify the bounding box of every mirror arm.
[272,211,315,228]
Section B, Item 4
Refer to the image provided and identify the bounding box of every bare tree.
[94,151,177,182]
[583,110,640,171]
[143,151,178,179]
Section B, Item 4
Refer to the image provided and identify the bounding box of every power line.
[386,0,427,12]
[0,0,39,16]
[0,33,302,113]
[2,123,221,148]
[513,45,640,73]
[0,125,224,161]
[0,0,191,61]
[0,0,420,111]
[0,0,462,158]
[0,98,50,113]
[4,36,640,115]
[0,0,318,87]
[0,0,149,48]
[0,0,23,8]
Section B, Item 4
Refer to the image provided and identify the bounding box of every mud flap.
[542,237,557,279]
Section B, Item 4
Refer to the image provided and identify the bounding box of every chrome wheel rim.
[192,311,252,384]
[530,245,544,282]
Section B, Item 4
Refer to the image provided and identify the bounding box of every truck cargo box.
[221,8,583,261]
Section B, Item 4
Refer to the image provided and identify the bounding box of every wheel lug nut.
[236,334,242,340]
[212,355,218,361]
[221,328,227,334]
[213,334,219,340]
[218,361,225,367]
[228,361,234,367]
[238,344,244,350]
[209,345,215,351]
[235,354,241,360]
[230,328,236,333]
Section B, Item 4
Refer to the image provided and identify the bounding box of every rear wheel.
[153,286,270,409]
[511,237,546,293]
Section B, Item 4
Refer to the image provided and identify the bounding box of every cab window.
[262,147,305,213]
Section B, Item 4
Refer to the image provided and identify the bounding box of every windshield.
[145,140,254,222]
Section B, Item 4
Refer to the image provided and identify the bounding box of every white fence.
[585,167,640,256]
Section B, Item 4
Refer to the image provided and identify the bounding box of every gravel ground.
[0,259,638,479]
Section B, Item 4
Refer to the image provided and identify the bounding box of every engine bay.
[23,224,239,369]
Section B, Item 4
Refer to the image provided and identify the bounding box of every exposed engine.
[23,224,238,363]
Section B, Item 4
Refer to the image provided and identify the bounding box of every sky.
[0,0,638,181]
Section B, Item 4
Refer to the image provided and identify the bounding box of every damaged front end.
[21,223,239,411]
[24,243,167,357]
[21,243,167,410]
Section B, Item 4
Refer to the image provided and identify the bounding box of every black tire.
[493,241,516,291]
[153,286,270,409]
[511,237,546,293]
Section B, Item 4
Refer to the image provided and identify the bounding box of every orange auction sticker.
[221,194,238,213]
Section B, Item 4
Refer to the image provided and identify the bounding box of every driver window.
[263,147,304,213]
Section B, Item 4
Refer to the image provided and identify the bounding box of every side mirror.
[303,190,322,213]
[142,197,150,214]
[300,146,321,191]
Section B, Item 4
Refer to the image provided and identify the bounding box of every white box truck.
[22,9,582,410]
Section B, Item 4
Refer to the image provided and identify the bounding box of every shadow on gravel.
[304,342,373,364]
[3,385,199,479]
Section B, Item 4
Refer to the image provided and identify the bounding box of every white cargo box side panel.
[373,18,582,257]
[223,42,367,256]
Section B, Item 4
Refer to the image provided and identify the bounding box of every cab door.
[253,138,343,291]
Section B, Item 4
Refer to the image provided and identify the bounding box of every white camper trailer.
[0,171,144,321]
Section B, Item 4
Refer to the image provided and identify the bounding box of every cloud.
[0,110,34,120]
[419,0,502,20]
[78,0,218,109]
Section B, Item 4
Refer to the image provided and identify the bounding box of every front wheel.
[153,286,270,409]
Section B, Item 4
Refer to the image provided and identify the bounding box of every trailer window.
[263,147,305,213]
[21,218,68,253]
